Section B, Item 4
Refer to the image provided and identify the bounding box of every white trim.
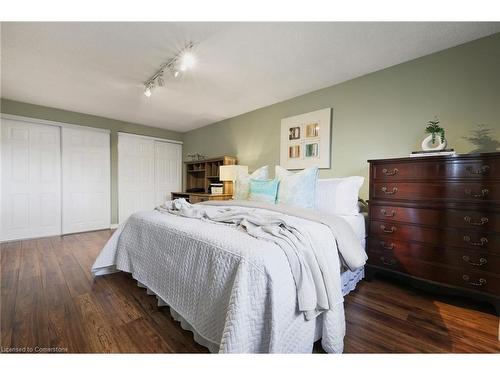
[110,223,119,229]
[117,131,183,145]
[0,113,111,134]
[0,114,183,144]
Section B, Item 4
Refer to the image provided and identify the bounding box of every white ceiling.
[1,22,499,132]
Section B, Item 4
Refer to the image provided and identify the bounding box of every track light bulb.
[144,86,152,97]
[173,70,180,78]
[181,51,196,69]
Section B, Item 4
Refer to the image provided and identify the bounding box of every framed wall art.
[279,108,331,169]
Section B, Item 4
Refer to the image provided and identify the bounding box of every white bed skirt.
[133,267,365,353]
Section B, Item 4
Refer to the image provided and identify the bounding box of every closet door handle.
[380,209,396,217]
[464,188,489,198]
[463,216,489,226]
[462,274,487,287]
[382,168,399,176]
[462,255,487,267]
[381,186,398,195]
[380,225,396,234]
[466,165,490,175]
[463,235,488,247]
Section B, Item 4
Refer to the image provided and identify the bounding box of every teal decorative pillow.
[275,166,319,209]
[248,178,279,203]
[234,165,269,200]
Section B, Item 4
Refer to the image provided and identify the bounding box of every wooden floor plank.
[121,317,174,353]
[74,293,122,353]
[36,238,72,307]
[50,236,92,298]
[10,240,51,349]
[46,301,86,352]
[0,241,22,347]
[1,230,499,353]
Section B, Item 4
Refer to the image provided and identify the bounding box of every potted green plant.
[422,117,447,151]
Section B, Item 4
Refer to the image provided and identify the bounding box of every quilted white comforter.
[92,201,367,353]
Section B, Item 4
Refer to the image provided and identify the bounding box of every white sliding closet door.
[118,134,155,223]
[154,140,182,206]
[1,119,61,241]
[62,127,110,234]
[118,133,182,224]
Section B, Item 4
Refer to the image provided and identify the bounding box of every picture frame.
[280,108,331,169]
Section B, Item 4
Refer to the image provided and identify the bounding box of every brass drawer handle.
[380,241,394,250]
[382,168,399,176]
[462,255,488,266]
[464,188,489,198]
[380,225,396,234]
[381,186,398,195]
[462,274,487,287]
[463,216,489,226]
[380,209,396,217]
[380,256,397,266]
[466,165,490,175]
[463,235,488,247]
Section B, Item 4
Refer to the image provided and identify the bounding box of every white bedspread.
[92,201,367,353]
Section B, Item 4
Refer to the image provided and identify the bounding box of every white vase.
[421,134,447,151]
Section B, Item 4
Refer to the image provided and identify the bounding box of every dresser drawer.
[369,220,500,253]
[370,204,500,232]
[368,237,500,274]
[367,251,500,296]
[372,158,500,181]
[372,182,500,202]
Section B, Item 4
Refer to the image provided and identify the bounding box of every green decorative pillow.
[248,178,279,203]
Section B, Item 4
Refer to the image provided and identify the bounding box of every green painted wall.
[0,98,183,224]
[183,33,500,199]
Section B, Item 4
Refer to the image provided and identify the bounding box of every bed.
[92,199,367,353]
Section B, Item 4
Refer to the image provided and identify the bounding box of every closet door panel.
[62,127,110,234]
[1,120,61,241]
[154,141,182,206]
[118,134,155,223]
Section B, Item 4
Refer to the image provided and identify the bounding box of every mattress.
[339,213,366,295]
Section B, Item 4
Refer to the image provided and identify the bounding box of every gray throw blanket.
[157,199,367,320]
[199,199,367,271]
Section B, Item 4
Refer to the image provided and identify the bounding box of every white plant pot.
[421,134,447,151]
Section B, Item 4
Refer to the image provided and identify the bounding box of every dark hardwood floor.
[1,230,499,353]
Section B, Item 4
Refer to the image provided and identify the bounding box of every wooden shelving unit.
[185,155,237,194]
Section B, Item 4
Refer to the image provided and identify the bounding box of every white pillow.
[234,165,269,200]
[315,177,364,216]
[275,166,319,209]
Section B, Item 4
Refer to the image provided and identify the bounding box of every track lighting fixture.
[143,41,195,97]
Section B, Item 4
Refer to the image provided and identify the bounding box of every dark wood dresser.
[367,152,500,314]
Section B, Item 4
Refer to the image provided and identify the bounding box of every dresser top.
[368,152,500,164]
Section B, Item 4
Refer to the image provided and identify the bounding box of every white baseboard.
[110,223,119,229]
